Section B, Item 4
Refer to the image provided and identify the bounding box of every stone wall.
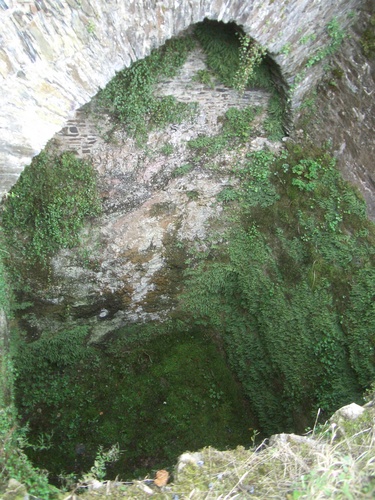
[304,2,375,218]
[0,0,359,196]
[23,46,278,339]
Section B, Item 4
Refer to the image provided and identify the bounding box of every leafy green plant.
[216,187,239,204]
[13,324,255,483]
[264,93,285,141]
[290,18,346,100]
[194,20,241,87]
[305,18,345,68]
[279,43,292,56]
[233,34,266,94]
[180,143,375,434]
[194,20,274,93]
[223,106,259,141]
[0,237,11,313]
[0,243,60,498]
[96,20,285,145]
[299,33,317,45]
[0,407,59,498]
[172,163,194,177]
[1,151,101,266]
[187,105,260,159]
[86,21,95,35]
[81,444,121,482]
[291,158,321,192]
[160,142,174,155]
[235,150,279,208]
[192,69,215,88]
[193,20,285,138]
[186,190,199,200]
[187,134,228,157]
[96,36,196,142]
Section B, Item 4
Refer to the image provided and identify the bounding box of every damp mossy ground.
[12,324,257,486]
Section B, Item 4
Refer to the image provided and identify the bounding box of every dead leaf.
[154,469,169,487]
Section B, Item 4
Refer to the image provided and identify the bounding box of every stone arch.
[0,0,358,195]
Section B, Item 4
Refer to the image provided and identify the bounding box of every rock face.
[2,1,374,339]
[0,0,359,195]
[30,47,280,341]
[305,3,375,218]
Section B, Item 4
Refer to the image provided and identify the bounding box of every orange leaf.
[154,469,169,487]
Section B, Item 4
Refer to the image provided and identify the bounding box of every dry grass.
[65,405,375,499]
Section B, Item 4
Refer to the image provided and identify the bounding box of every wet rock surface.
[29,48,277,341]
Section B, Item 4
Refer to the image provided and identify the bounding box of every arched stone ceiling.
[0,0,358,195]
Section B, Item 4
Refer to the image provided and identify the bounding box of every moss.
[75,409,375,499]
[186,190,199,201]
[0,240,60,499]
[181,143,375,434]
[141,230,188,313]
[148,202,177,218]
[13,325,256,486]
[331,66,344,79]
[1,151,101,292]
[95,35,197,143]
[3,16,374,499]
[360,14,375,57]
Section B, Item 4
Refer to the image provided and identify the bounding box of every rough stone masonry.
[0,0,359,196]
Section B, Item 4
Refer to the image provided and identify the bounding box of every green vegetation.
[223,106,261,141]
[180,143,375,435]
[194,19,285,140]
[279,42,292,55]
[0,238,10,313]
[305,18,345,68]
[96,36,197,143]
[12,323,255,484]
[186,105,261,159]
[46,405,375,498]
[159,409,374,500]
[192,69,215,88]
[233,33,267,94]
[2,18,374,499]
[263,93,285,141]
[291,18,346,99]
[186,190,199,201]
[0,404,59,498]
[194,20,241,88]
[1,151,101,272]
[160,142,174,155]
[93,20,286,145]
[216,187,239,204]
[360,14,375,57]
[194,20,272,92]
[86,21,95,35]
[299,33,317,45]
[172,163,194,177]
[0,238,60,498]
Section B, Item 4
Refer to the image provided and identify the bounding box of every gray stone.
[3,479,29,500]
[0,0,359,197]
[330,403,365,423]
[329,402,366,439]
[268,433,324,450]
[18,48,274,339]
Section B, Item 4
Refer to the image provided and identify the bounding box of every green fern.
[181,144,375,434]
[1,152,101,266]
[194,20,241,87]
[97,36,196,142]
